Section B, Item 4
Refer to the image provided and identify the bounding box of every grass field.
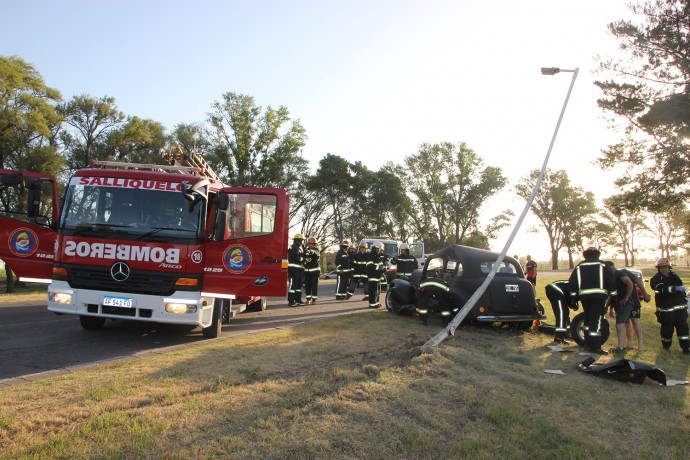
[0,271,688,459]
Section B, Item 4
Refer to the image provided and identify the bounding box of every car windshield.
[60,177,203,241]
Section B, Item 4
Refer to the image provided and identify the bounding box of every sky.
[1,0,639,262]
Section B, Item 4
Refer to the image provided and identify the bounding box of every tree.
[0,55,62,173]
[57,94,125,172]
[595,1,690,206]
[404,142,506,249]
[516,169,596,269]
[105,116,169,164]
[207,92,308,188]
[601,194,648,266]
[647,205,688,260]
[303,154,354,246]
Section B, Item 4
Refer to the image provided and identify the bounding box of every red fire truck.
[0,148,289,337]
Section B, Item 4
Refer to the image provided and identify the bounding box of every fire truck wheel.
[79,315,106,330]
[202,300,223,338]
[248,298,268,312]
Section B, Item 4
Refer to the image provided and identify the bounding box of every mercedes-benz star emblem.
[111,262,130,282]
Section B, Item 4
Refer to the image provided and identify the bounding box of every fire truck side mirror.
[182,178,210,212]
[214,193,230,241]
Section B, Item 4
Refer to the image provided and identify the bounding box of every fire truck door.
[0,170,59,283]
[202,188,288,298]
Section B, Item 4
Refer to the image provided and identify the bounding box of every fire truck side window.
[0,178,54,227]
[227,194,277,240]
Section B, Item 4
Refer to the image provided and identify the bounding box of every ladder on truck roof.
[88,144,220,182]
[161,144,220,181]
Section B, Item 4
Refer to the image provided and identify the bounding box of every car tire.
[569,312,610,347]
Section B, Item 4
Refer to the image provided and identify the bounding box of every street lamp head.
[541,67,560,75]
[541,67,578,75]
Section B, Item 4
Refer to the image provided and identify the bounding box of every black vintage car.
[385,245,545,328]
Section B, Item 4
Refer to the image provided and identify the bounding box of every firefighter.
[393,243,418,278]
[650,258,690,353]
[335,239,353,300]
[366,242,386,308]
[303,237,320,305]
[568,247,617,354]
[350,242,369,301]
[545,280,575,344]
[287,233,306,307]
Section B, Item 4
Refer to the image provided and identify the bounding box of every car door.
[0,170,59,283]
[202,187,288,298]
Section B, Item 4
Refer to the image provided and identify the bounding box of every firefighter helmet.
[307,237,316,244]
[341,239,350,246]
[293,233,304,240]
[400,243,410,250]
[655,257,671,268]
[359,242,368,249]
[372,242,383,250]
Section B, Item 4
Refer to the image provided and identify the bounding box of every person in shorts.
[605,261,641,353]
[625,271,650,351]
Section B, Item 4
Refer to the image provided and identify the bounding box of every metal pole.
[421,68,579,352]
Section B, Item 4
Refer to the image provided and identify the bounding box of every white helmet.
[399,243,409,250]
[372,242,383,250]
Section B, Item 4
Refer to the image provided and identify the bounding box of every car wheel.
[569,312,610,347]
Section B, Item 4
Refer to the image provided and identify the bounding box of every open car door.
[203,187,288,298]
[0,170,59,283]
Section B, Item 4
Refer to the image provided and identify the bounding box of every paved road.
[0,280,377,385]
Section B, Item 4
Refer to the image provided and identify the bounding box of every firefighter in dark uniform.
[334,239,353,300]
[350,242,369,301]
[568,246,617,354]
[366,242,385,308]
[393,243,418,278]
[650,257,690,353]
[287,233,306,307]
[545,280,575,344]
[303,237,320,305]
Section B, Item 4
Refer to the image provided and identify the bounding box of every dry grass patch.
[0,304,688,459]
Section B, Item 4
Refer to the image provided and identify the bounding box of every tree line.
[2,0,690,274]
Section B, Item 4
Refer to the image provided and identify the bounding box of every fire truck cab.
[0,154,289,338]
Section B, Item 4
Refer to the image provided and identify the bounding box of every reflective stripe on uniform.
[420,281,449,291]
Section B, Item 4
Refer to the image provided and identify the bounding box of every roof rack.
[89,160,203,175]
[88,144,221,182]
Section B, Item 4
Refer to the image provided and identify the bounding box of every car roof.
[425,245,524,278]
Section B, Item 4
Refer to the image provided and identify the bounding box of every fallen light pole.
[421,67,580,352]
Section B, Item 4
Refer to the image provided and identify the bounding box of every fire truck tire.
[247,297,268,312]
[569,312,610,347]
[202,299,223,338]
[79,315,106,330]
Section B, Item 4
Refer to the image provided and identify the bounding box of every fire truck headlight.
[49,292,73,305]
[165,303,197,314]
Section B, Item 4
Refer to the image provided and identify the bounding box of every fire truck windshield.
[60,180,203,241]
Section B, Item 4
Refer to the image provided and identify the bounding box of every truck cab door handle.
[262,258,281,263]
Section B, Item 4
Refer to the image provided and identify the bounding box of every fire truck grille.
[66,265,181,296]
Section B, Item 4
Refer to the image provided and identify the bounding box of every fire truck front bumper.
[47,281,215,326]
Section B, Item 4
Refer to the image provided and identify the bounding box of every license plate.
[103,296,133,308]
